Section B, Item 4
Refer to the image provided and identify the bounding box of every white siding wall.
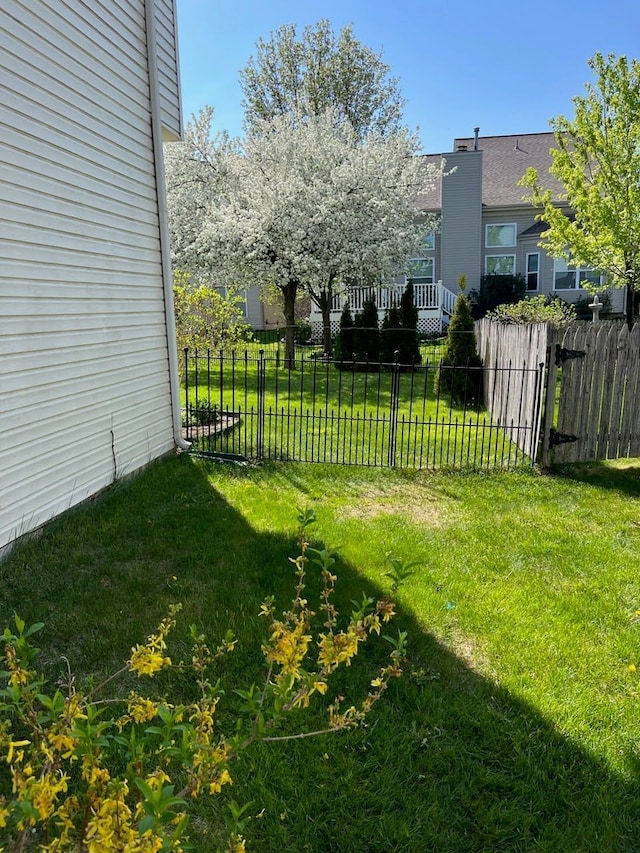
[0,0,177,551]
[154,0,182,141]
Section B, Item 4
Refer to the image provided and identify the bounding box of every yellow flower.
[629,663,637,673]
[5,740,30,764]
[208,768,232,795]
[129,645,171,676]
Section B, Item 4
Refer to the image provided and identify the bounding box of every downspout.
[144,0,191,451]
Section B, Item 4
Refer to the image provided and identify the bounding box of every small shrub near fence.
[182,348,542,470]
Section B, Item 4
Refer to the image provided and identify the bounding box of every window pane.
[408,258,434,282]
[579,269,600,288]
[485,255,516,275]
[486,224,516,247]
[526,253,539,291]
[422,233,435,251]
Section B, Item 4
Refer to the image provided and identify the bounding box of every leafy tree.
[167,108,440,365]
[436,294,482,405]
[520,52,640,328]
[240,20,405,140]
[173,271,250,362]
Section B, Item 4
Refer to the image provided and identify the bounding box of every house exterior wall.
[244,286,265,329]
[0,0,181,553]
[440,150,483,293]
[154,0,182,141]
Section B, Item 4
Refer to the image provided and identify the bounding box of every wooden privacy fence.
[541,322,640,465]
[475,319,547,461]
[477,318,640,466]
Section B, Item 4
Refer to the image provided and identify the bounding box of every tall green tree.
[240,20,405,140]
[520,52,640,328]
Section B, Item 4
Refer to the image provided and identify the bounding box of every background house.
[308,130,624,338]
[0,0,184,554]
[418,130,624,311]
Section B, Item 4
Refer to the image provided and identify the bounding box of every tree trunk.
[282,281,298,368]
[625,283,634,330]
[319,289,333,357]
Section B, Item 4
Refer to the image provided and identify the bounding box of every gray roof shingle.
[416,132,567,212]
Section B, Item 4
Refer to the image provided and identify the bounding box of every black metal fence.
[182,349,543,470]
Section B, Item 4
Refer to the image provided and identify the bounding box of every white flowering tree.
[240,19,405,140]
[167,108,441,362]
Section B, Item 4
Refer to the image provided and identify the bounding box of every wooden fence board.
[624,325,640,458]
[605,325,627,458]
[475,320,547,460]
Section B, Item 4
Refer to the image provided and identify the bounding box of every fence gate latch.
[549,428,579,449]
[555,343,586,366]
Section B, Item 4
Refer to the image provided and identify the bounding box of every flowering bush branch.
[0,510,408,852]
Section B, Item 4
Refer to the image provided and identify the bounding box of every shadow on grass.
[548,460,640,499]
[1,456,639,852]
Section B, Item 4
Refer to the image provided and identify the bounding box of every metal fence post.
[387,351,401,467]
[257,349,266,460]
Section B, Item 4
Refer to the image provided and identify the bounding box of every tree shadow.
[1,456,639,852]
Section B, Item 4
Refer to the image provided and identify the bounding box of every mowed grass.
[2,457,640,851]
[182,345,529,468]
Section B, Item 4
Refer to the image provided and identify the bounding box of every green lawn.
[182,348,529,469]
[2,457,640,851]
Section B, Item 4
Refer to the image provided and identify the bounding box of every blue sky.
[176,0,640,154]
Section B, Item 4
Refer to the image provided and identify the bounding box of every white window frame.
[484,254,516,276]
[526,252,540,292]
[553,258,602,291]
[485,223,517,248]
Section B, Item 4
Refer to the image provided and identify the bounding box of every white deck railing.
[309,280,458,336]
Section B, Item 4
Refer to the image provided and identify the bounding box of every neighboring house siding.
[0,0,177,552]
[154,0,182,141]
[244,287,265,329]
[440,150,483,292]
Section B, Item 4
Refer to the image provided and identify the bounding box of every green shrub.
[573,292,612,319]
[470,274,526,318]
[436,294,483,405]
[353,297,381,365]
[0,512,408,853]
[334,302,355,364]
[398,282,422,367]
[293,319,313,345]
[487,295,577,327]
[380,304,402,363]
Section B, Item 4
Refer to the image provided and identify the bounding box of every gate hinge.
[555,344,586,366]
[549,428,579,449]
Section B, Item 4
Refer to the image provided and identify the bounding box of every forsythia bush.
[0,510,409,852]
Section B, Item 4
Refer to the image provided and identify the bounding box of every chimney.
[474,127,480,150]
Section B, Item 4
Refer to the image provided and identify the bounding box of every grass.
[182,348,529,469]
[2,456,640,850]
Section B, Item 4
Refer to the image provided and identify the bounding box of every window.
[485,255,516,276]
[553,258,601,290]
[408,257,434,283]
[486,223,517,247]
[526,253,539,291]
[421,232,435,252]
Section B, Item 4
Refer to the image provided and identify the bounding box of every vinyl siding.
[440,150,483,292]
[154,0,182,141]
[0,0,177,551]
